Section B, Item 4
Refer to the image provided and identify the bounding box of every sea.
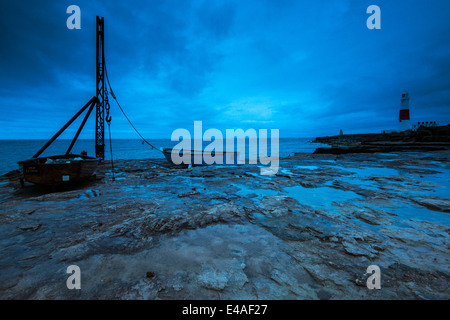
[0,138,330,175]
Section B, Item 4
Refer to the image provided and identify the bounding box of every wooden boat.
[18,154,99,186]
[162,148,238,166]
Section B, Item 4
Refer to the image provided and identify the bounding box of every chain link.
[105,88,111,124]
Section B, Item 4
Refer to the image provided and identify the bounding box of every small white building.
[411,121,438,131]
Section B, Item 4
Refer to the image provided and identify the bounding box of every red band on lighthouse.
[399,109,410,121]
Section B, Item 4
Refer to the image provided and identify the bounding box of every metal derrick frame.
[33,16,106,160]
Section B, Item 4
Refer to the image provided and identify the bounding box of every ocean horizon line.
[0,137,317,141]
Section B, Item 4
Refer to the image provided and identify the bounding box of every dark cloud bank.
[0,0,449,139]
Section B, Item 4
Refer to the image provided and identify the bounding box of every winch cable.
[104,61,165,154]
[105,87,115,181]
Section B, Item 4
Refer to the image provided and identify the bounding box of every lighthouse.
[399,92,410,131]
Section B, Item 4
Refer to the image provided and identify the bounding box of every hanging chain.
[105,89,115,181]
[105,87,111,124]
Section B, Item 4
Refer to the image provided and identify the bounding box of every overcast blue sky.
[0,0,449,139]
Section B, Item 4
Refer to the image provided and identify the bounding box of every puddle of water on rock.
[407,185,450,199]
[277,168,295,175]
[110,176,127,181]
[282,185,363,212]
[398,167,450,197]
[336,168,449,199]
[377,153,400,157]
[336,177,380,191]
[392,204,450,226]
[236,184,281,198]
[343,166,401,177]
[244,171,264,179]
[294,165,319,170]
[410,167,450,182]
[117,185,154,199]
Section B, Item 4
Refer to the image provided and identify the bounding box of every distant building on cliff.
[412,121,438,131]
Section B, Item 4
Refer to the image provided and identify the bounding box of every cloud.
[0,0,449,139]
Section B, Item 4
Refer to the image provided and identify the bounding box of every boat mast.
[95,16,105,160]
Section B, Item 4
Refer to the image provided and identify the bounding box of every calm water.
[0,138,328,175]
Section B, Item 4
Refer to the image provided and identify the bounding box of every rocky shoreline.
[313,124,450,154]
[0,151,449,299]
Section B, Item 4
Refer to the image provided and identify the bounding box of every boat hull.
[18,154,99,186]
[162,148,238,166]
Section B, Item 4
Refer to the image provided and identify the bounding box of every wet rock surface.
[0,151,449,299]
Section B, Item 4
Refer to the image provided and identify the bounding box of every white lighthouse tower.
[399,92,411,131]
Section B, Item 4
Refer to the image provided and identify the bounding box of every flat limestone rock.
[0,151,449,299]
